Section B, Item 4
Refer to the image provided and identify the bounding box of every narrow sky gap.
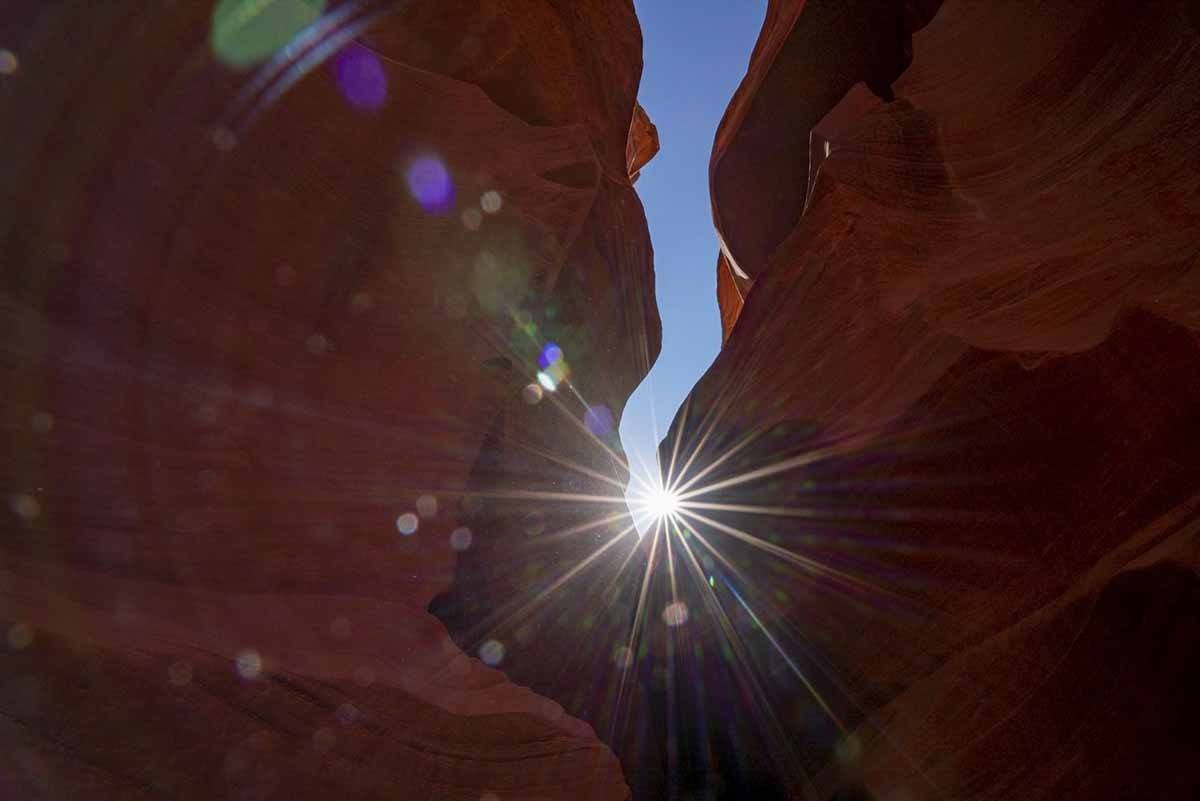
[619,1,767,524]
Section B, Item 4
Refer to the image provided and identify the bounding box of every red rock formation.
[1,2,658,799]
[716,250,752,343]
[626,103,659,183]
[657,0,1200,798]
[710,0,944,290]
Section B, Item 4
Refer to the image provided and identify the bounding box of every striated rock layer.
[1,2,658,799]
[662,0,1200,799]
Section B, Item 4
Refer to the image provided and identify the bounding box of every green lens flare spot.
[211,0,328,69]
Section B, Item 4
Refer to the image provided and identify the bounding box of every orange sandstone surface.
[663,1,1200,798]
[1,2,658,799]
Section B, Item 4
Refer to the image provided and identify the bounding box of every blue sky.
[620,1,767,499]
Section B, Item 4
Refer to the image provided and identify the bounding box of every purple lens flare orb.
[332,44,387,110]
[538,343,563,369]
[405,156,455,213]
[535,342,570,392]
[584,405,615,437]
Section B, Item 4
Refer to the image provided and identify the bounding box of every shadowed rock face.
[0,2,658,799]
[660,0,1200,798]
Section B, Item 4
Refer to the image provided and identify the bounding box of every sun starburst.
[629,479,683,532]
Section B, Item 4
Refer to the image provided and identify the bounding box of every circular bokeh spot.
[836,734,863,765]
[305,332,329,355]
[471,251,531,314]
[522,383,544,404]
[235,650,262,679]
[405,156,454,213]
[332,43,387,109]
[10,494,40,521]
[584,405,615,437]
[210,0,328,70]
[523,511,545,537]
[538,343,563,369]
[211,126,238,152]
[662,601,689,627]
[416,495,438,518]
[479,639,505,666]
[168,661,194,686]
[395,512,419,535]
[336,702,359,726]
[450,527,473,551]
[480,190,503,214]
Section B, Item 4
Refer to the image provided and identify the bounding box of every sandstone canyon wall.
[1,2,659,799]
[660,0,1200,799]
[4,2,1200,800]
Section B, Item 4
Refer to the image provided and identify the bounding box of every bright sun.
[647,486,681,519]
[632,483,682,532]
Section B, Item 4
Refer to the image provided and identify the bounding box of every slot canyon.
[2,2,1198,800]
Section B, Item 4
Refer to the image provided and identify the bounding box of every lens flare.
[629,476,683,533]
[584,405,615,437]
[538,343,563,369]
[210,0,327,70]
[332,43,387,109]
[405,156,454,213]
[646,486,680,519]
